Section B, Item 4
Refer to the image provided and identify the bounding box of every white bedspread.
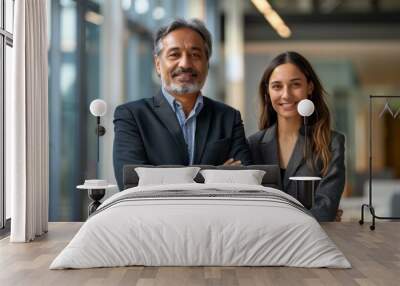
[50,183,351,269]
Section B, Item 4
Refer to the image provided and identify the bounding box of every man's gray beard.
[162,81,202,95]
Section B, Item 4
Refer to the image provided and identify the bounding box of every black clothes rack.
[359,95,400,230]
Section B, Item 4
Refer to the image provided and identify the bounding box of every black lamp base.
[297,181,315,210]
[88,189,105,215]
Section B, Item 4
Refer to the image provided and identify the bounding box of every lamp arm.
[304,116,308,168]
[95,116,106,177]
[96,117,100,166]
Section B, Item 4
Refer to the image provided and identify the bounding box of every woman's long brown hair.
[258,51,332,175]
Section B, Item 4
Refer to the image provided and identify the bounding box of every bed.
[50,165,350,269]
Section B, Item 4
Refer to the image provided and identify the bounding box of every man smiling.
[113,19,251,190]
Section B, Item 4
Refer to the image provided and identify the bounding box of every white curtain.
[7,0,49,242]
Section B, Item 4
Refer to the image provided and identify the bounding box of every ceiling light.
[85,11,103,26]
[153,6,165,20]
[134,0,149,14]
[121,0,132,11]
[251,0,292,38]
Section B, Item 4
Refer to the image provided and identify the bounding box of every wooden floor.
[0,222,399,286]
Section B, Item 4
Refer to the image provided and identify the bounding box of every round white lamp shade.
[90,99,107,117]
[297,99,315,117]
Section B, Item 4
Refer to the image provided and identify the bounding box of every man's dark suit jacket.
[113,92,252,190]
[248,124,345,222]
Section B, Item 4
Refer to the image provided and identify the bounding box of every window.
[1,0,14,232]
[48,0,102,221]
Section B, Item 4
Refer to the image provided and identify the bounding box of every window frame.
[0,0,14,234]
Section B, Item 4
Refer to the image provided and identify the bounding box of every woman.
[248,51,345,222]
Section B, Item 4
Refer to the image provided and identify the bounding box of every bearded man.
[113,18,251,190]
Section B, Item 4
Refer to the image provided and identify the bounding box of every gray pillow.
[200,169,266,185]
[135,167,201,186]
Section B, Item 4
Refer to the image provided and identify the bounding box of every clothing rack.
[359,95,400,230]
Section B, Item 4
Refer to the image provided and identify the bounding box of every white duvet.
[50,183,351,269]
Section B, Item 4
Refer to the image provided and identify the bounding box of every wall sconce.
[289,99,321,210]
[89,99,107,165]
[297,99,315,161]
[76,99,114,216]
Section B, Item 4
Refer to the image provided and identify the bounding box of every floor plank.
[0,222,399,286]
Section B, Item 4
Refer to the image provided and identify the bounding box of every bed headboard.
[122,164,282,190]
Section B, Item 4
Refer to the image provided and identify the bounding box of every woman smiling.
[248,51,345,222]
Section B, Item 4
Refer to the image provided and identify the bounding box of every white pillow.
[200,169,266,185]
[135,167,201,186]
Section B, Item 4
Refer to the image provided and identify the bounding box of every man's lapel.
[193,97,212,163]
[152,91,188,163]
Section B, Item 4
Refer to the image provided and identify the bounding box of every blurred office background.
[4,0,400,222]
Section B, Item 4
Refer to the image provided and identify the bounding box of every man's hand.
[223,158,242,166]
[335,209,343,222]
